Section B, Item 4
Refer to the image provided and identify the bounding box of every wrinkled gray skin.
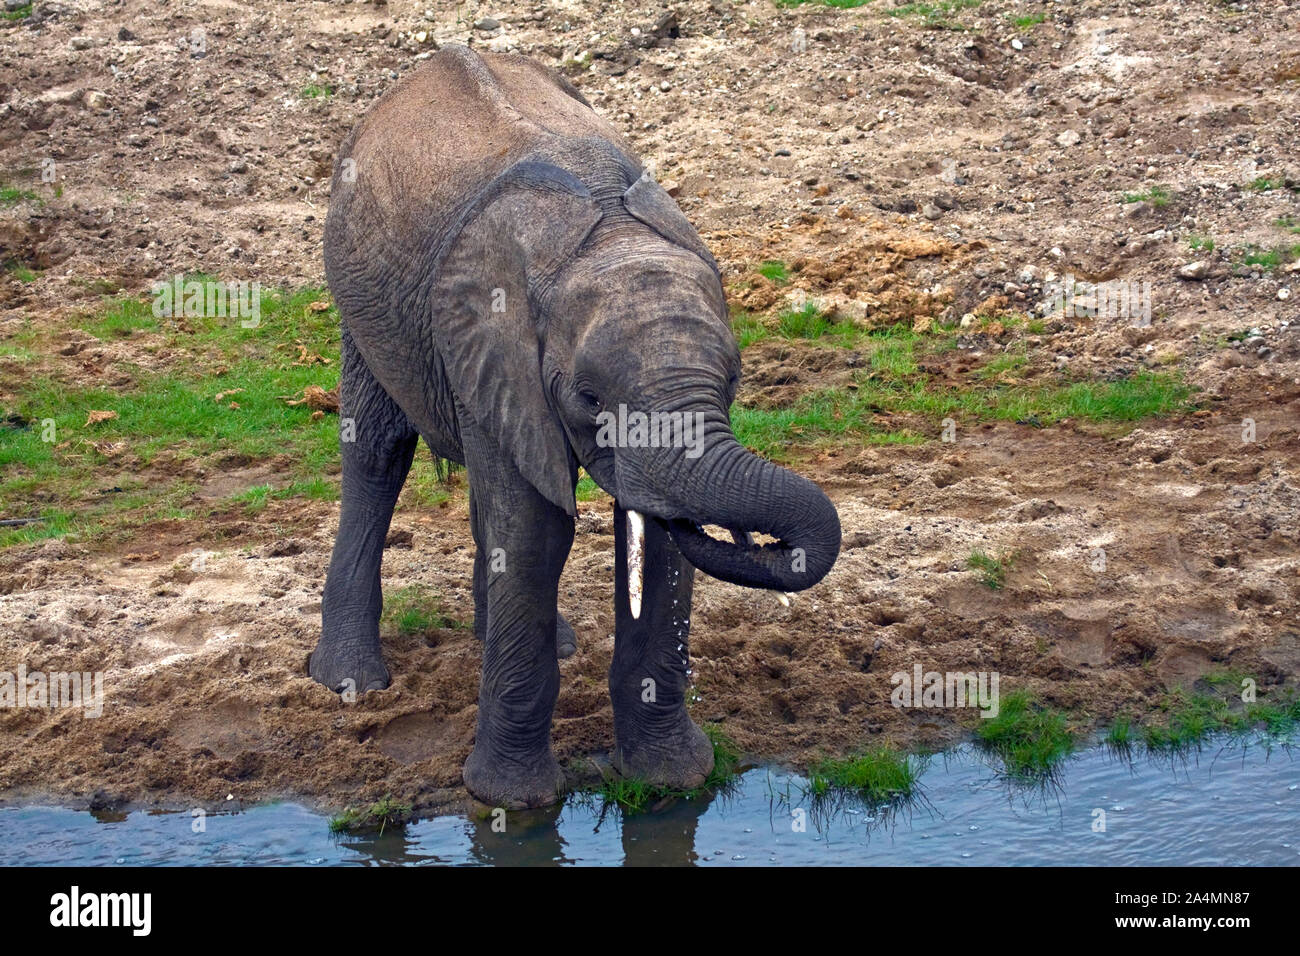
[309,45,841,809]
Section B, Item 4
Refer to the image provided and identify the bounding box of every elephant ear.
[431,160,602,515]
[621,170,721,278]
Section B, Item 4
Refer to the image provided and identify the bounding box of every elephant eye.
[578,388,602,412]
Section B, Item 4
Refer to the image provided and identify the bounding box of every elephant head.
[425,143,841,603]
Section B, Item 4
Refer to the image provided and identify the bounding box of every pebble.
[1278,288,1291,301]
[1177,260,1209,280]
[474,17,500,31]
[921,202,943,221]
[1056,129,1081,148]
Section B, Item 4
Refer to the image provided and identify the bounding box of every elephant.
[308,44,841,809]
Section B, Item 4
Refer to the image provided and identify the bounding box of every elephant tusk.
[777,592,793,607]
[627,509,645,620]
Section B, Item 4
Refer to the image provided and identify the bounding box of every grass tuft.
[975,690,1074,777]
[757,260,791,284]
[381,584,463,636]
[1121,185,1171,207]
[581,723,741,814]
[967,549,1011,589]
[329,795,412,835]
[806,747,922,804]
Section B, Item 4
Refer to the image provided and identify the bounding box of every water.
[2,741,1296,866]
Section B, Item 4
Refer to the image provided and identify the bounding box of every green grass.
[401,455,461,508]
[300,84,333,99]
[1007,11,1046,28]
[859,369,1193,424]
[1245,175,1284,193]
[1105,680,1300,756]
[869,336,918,378]
[83,296,160,339]
[575,471,607,502]
[1105,715,1135,751]
[1238,243,1300,272]
[774,0,874,8]
[1140,692,1226,751]
[1186,234,1215,253]
[581,724,741,814]
[231,484,272,514]
[1140,686,1300,752]
[731,369,1192,457]
[975,691,1074,777]
[731,389,924,457]
[966,549,1011,589]
[776,303,860,342]
[380,584,462,636]
[0,2,31,19]
[328,795,412,835]
[5,262,38,283]
[731,311,770,349]
[0,282,345,546]
[1121,185,1171,207]
[888,0,982,27]
[806,747,922,804]
[976,351,1028,380]
[0,185,39,206]
[1274,215,1300,234]
[757,260,791,284]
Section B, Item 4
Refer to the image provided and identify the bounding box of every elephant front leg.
[609,504,714,788]
[472,492,577,659]
[461,428,574,809]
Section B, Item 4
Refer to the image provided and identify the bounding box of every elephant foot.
[308,639,391,694]
[463,743,565,810]
[612,716,714,790]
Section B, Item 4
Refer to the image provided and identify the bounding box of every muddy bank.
[1,377,1297,813]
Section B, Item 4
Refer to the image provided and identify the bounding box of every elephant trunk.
[621,412,841,593]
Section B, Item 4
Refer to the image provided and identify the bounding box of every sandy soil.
[1,0,1298,815]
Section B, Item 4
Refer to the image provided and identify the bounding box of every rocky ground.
[0,0,1298,815]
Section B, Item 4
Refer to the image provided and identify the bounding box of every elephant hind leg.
[309,326,417,695]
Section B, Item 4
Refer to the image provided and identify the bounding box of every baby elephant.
[310,45,841,808]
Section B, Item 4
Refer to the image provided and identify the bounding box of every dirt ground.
[1,0,1298,815]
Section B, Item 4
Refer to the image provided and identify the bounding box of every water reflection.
[1,738,1295,866]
